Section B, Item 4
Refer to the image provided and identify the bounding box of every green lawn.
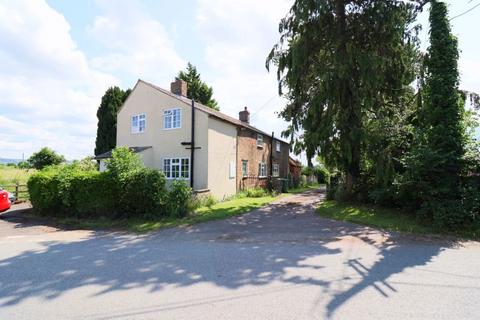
[58,194,283,233]
[286,183,322,194]
[317,200,480,240]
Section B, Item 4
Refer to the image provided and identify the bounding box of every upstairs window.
[258,162,267,178]
[275,141,281,152]
[273,163,280,177]
[131,113,146,134]
[256,134,263,148]
[164,108,181,129]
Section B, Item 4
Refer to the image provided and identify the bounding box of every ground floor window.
[273,163,279,177]
[163,157,190,179]
[258,162,267,178]
[242,160,248,177]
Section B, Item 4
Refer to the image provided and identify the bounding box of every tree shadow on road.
[0,198,459,319]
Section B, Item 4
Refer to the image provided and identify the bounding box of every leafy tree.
[17,161,29,169]
[404,1,475,227]
[267,0,423,195]
[94,87,131,156]
[27,147,65,170]
[178,63,219,110]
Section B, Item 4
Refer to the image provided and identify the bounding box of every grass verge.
[317,200,480,240]
[57,194,282,233]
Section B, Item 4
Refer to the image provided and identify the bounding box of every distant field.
[0,165,35,200]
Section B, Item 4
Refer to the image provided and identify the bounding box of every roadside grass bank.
[54,192,287,233]
[317,200,480,241]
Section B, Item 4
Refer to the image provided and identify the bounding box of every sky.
[0,0,479,161]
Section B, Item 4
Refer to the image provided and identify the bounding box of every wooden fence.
[3,184,29,202]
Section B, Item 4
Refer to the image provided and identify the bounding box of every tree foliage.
[178,62,219,110]
[94,87,131,156]
[267,0,423,194]
[27,147,65,170]
[402,0,478,227]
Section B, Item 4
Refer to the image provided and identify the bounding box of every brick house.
[95,78,290,199]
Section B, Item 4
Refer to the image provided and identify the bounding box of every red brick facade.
[236,127,289,191]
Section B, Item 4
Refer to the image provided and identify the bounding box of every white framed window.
[131,113,146,134]
[242,160,248,177]
[229,161,236,179]
[163,157,190,179]
[258,162,267,178]
[275,141,281,152]
[273,163,280,177]
[163,108,181,130]
[256,134,263,147]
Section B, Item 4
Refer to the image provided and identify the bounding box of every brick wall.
[236,128,289,191]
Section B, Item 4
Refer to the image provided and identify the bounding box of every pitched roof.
[93,146,152,160]
[137,79,289,144]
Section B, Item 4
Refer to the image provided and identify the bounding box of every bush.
[239,187,271,198]
[28,170,61,214]
[119,168,167,218]
[315,166,330,184]
[166,180,193,218]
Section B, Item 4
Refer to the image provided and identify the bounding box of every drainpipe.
[190,99,195,189]
[270,131,274,177]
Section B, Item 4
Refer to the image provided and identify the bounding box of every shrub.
[239,187,270,198]
[105,146,143,182]
[166,180,193,218]
[69,171,116,218]
[188,194,217,211]
[28,170,61,214]
[118,168,167,218]
[315,166,330,184]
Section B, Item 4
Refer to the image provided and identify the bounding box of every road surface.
[0,190,479,319]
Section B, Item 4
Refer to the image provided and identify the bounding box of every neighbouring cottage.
[95,78,290,199]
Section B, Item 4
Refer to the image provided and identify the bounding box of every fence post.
[15,184,19,201]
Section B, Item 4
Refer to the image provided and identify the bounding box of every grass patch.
[317,200,480,240]
[0,166,34,200]
[56,194,282,233]
[286,183,322,194]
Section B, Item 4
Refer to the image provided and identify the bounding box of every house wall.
[236,128,289,190]
[117,81,209,191]
[207,117,237,199]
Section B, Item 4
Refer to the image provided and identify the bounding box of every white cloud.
[196,0,292,140]
[88,0,185,88]
[0,0,117,159]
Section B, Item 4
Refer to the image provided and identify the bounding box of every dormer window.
[256,134,263,148]
[164,108,181,129]
[131,113,146,134]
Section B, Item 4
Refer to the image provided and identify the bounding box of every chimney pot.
[170,78,188,97]
[239,106,250,123]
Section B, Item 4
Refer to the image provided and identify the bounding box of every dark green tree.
[94,87,131,156]
[27,147,65,170]
[405,0,472,227]
[178,63,219,110]
[267,0,423,195]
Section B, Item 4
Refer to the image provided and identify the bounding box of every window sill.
[163,127,181,131]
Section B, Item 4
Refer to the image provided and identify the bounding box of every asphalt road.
[0,190,479,320]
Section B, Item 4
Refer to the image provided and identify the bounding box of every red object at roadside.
[0,190,11,213]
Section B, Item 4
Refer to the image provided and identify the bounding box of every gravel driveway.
[0,189,479,320]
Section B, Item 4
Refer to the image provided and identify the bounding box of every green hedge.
[27,148,193,219]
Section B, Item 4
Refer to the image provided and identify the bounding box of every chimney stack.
[239,106,250,123]
[170,78,187,97]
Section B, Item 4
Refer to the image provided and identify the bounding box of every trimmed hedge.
[27,149,193,219]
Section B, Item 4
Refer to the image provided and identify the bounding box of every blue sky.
[0,0,479,160]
